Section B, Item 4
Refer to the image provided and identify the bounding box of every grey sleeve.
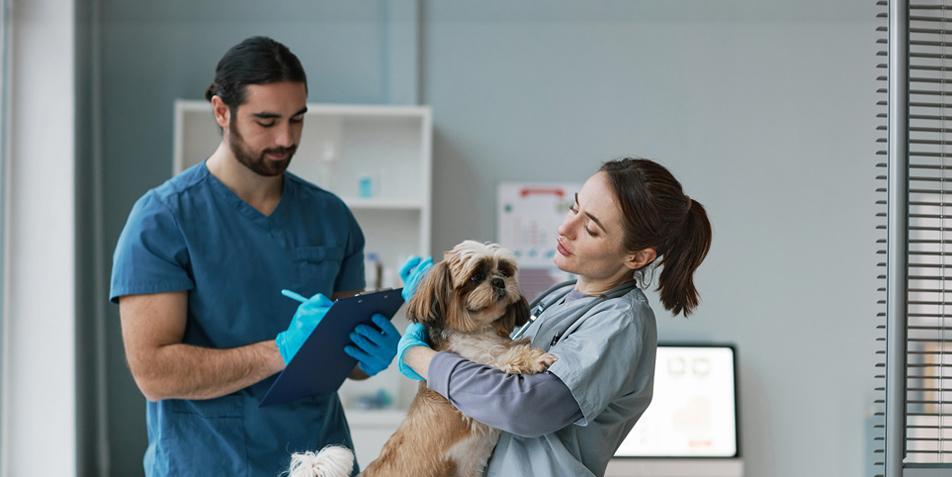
[426,351,583,437]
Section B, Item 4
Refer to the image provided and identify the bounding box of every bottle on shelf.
[364,252,383,291]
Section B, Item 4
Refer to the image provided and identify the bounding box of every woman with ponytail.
[598,158,712,316]
[398,157,712,477]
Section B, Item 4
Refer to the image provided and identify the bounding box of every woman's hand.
[397,322,432,380]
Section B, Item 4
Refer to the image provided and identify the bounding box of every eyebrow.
[251,106,308,120]
[575,193,606,231]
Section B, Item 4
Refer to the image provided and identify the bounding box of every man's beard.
[228,118,297,177]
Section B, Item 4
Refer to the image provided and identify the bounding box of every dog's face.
[406,241,530,340]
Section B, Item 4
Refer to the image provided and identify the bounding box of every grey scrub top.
[485,287,658,477]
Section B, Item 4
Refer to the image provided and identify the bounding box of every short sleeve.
[546,295,655,425]
[110,191,194,302]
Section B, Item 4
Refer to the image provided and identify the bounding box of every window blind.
[876,1,952,475]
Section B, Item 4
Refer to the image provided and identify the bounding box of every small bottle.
[358,174,375,198]
[381,265,396,289]
[364,253,383,290]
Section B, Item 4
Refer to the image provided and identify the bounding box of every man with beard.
[110,36,399,476]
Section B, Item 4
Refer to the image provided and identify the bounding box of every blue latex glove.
[276,290,333,365]
[344,314,401,376]
[397,322,430,380]
[399,255,433,302]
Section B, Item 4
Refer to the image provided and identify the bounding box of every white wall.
[2,0,77,475]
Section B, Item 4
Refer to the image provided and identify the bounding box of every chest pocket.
[295,246,344,294]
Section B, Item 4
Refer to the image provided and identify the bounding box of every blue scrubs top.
[110,161,365,477]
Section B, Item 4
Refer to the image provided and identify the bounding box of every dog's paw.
[498,345,558,374]
[531,352,558,373]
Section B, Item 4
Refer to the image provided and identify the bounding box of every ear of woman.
[624,248,657,271]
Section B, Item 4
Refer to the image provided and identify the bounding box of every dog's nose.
[492,278,505,289]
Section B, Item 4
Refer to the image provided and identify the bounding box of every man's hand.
[276,291,333,364]
[344,314,401,376]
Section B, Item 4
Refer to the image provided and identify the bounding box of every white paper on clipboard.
[496,182,581,267]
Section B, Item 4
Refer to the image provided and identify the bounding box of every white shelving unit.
[173,100,431,468]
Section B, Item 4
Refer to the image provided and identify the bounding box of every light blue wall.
[424,7,880,476]
[90,1,881,476]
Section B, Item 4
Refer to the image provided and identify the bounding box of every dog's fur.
[288,240,557,477]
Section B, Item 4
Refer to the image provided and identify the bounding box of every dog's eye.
[499,269,510,278]
[470,272,485,283]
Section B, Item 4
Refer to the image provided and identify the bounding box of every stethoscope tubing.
[512,279,638,341]
[527,279,578,311]
[512,280,577,340]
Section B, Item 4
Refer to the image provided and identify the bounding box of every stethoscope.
[511,279,640,345]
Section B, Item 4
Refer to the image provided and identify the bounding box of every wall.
[76,0,110,473]
[3,0,77,475]
[422,4,882,476]
[89,1,881,476]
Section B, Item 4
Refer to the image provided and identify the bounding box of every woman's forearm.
[426,351,583,437]
[404,345,438,379]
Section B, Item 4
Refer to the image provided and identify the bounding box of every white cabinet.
[172,101,430,440]
[345,410,408,470]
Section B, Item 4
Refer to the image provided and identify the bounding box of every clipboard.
[259,288,405,407]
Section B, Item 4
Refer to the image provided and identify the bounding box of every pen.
[281,289,309,304]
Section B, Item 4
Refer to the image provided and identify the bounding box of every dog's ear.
[510,295,531,327]
[493,295,531,337]
[405,260,453,327]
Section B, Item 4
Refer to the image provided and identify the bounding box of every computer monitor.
[606,344,742,477]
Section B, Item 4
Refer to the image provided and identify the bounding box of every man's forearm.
[134,339,285,401]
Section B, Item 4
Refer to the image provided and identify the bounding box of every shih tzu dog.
[288,240,558,477]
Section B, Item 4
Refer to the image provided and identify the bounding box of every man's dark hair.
[204,36,307,111]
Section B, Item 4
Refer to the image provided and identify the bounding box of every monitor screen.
[613,344,739,458]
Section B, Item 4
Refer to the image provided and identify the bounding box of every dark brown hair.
[204,36,307,111]
[600,158,712,316]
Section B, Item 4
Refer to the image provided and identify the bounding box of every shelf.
[173,99,429,119]
[344,409,407,426]
[343,198,424,210]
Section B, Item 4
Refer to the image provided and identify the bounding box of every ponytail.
[600,158,713,317]
[204,83,219,103]
[657,198,711,316]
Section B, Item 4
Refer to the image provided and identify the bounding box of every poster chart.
[497,181,581,267]
[497,182,580,300]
